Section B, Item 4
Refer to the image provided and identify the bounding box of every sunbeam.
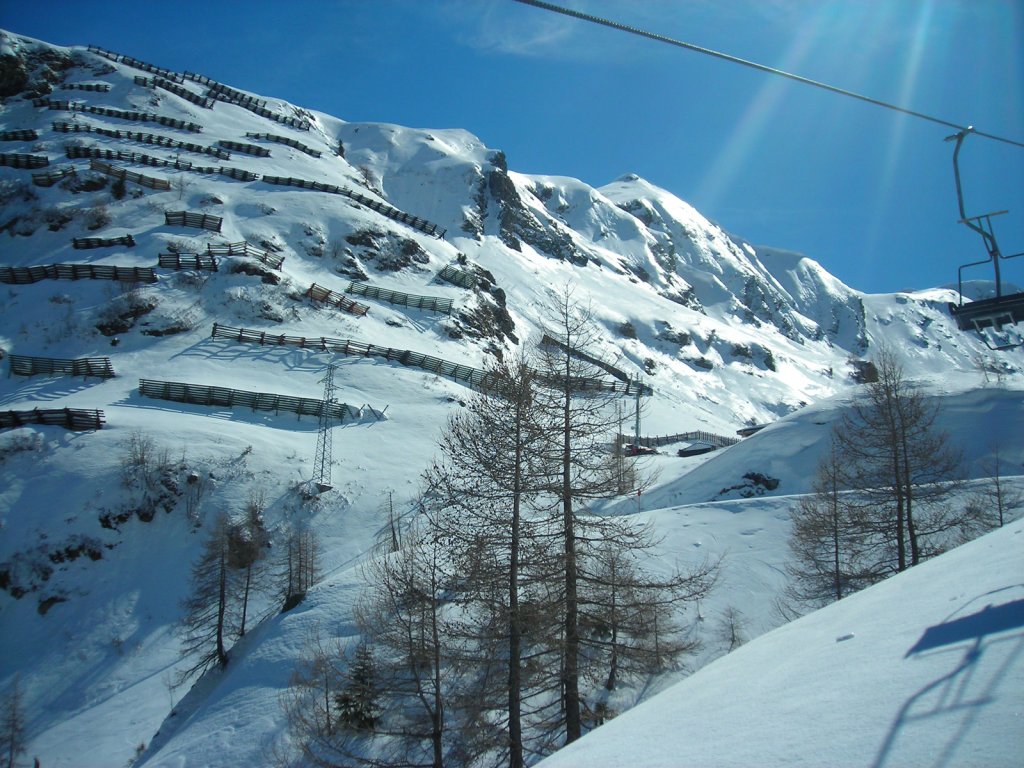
[863,0,938,286]
[693,4,831,212]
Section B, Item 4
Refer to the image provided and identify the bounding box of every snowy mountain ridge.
[0,29,1021,767]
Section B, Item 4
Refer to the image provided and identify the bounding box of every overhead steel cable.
[512,0,1024,150]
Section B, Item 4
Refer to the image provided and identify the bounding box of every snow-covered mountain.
[0,30,1021,767]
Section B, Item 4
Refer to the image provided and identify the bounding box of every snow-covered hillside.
[1,30,1021,767]
[538,519,1024,768]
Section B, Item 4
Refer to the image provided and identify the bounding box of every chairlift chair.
[944,128,1024,350]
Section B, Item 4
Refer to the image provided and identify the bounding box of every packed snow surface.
[538,521,1024,768]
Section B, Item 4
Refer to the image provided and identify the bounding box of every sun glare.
[692,4,832,212]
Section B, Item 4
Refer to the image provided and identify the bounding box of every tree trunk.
[239,565,251,637]
[562,376,581,743]
[508,405,525,768]
[216,542,228,667]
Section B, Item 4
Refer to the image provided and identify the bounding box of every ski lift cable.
[512,0,1024,150]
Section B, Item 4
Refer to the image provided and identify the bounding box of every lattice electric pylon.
[313,363,338,492]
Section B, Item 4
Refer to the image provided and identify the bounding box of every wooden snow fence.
[61,82,110,92]
[621,430,739,450]
[211,322,490,389]
[67,145,197,170]
[345,281,453,315]
[0,129,39,141]
[35,100,203,132]
[218,140,270,157]
[245,132,321,158]
[186,78,309,130]
[53,122,230,158]
[9,354,115,379]
[0,264,157,285]
[88,44,122,63]
[158,253,219,271]
[87,45,184,83]
[239,104,310,131]
[184,165,258,182]
[0,153,48,169]
[73,234,135,249]
[89,159,170,190]
[138,378,365,422]
[208,324,649,396]
[343,189,446,238]
[307,284,370,317]
[0,407,105,431]
[32,167,76,187]
[261,175,335,192]
[260,175,446,238]
[436,264,477,289]
[205,241,283,270]
[187,76,266,108]
[134,76,215,108]
[165,211,222,232]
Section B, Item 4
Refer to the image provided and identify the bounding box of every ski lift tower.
[313,363,338,492]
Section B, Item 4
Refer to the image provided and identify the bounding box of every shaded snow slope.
[538,520,1024,768]
[0,29,1021,768]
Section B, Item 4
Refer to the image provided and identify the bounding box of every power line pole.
[313,363,337,492]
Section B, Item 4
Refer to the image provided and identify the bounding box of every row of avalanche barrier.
[32,167,76,187]
[138,378,374,422]
[210,324,651,396]
[53,121,231,158]
[261,175,446,238]
[67,144,199,169]
[164,210,223,232]
[245,132,321,158]
[204,241,284,270]
[159,253,219,271]
[307,283,370,317]
[88,45,183,83]
[86,157,256,187]
[344,281,454,315]
[186,74,266,108]
[9,354,115,378]
[73,234,135,249]
[49,117,442,242]
[218,140,271,157]
[0,264,157,285]
[85,44,313,130]
[133,75,215,108]
[620,430,740,449]
[34,99,203,132]
[89,158,170,189]
[1,129,39,141]
[211,323,493,389]
[0,408,105,431]
[87,44,316,129]
[0,153,48,168]
[436,264,477,289]
[61,82,110,92]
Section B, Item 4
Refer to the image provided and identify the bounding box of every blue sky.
[4,0,1022,294]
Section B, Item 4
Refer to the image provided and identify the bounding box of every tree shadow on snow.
[0,374,104,406]
[171,337,338,374]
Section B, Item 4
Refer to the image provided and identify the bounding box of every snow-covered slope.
[0,29,1021,768]
[538,520,1024,768]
